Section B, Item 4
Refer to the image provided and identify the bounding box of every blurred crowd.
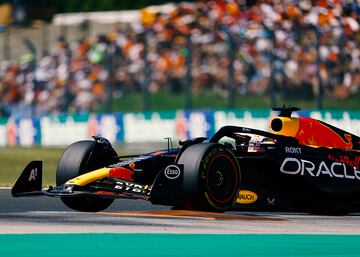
[0,0,359,117]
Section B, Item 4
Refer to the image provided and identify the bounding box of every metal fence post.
[268,28,276,108]
[227,32,235,109]
[64,40,72,112]
[3,25,10,60]
[23,38,37,115]
[314,25,323,110]
[184,34,192,110]
[142,30,151,111]
[105,42,114,113]
[61,25,68,43]
[41,21,49,57]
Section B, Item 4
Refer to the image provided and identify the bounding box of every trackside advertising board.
[40,114,89,146]
[0,109,359,146]
[88,113,124,144]
[214,110,272,131]
[123,111,176,143]
[0,118,8,146]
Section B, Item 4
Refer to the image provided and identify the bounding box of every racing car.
[12,107,360,214]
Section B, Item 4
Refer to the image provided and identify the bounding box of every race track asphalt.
[2,188,360,257]
[1,188,360,234]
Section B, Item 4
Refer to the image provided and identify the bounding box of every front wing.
[11,161,184,206]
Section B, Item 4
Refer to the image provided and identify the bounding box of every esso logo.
[164,165,181,179]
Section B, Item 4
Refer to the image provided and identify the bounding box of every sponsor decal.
[285,147,301,154]
[310,111,360,137]
[202,148,220,171]
[114,181,150,195]
[28,168,37,181]
[267,198,275,206]
[236,190,258,204]
[328,155,360,169]
[295,118,353,150]
[280,157,360,180]
[164,165,181,180]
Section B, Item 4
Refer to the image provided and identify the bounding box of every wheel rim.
[205,153,238,204]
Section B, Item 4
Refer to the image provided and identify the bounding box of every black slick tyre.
[177,143,240,212]
[56,140,117,212]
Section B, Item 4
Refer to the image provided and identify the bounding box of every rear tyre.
[56,140,117,212]
[177,143,240,212]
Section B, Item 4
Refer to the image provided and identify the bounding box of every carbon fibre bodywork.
[12,107,360,213]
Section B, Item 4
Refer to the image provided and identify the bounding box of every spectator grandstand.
[0,0,359,117]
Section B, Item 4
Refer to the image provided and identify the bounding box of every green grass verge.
[0,147,64,187]
[0,146,151,187]
[97,92,360,112]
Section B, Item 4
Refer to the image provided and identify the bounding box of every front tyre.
[177,143,240,212]
[56,140,117,212]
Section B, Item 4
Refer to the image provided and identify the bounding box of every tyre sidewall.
[178,143,240,211]
[199,145,240,211]
[56,140,96,186]
[56,140,116,212]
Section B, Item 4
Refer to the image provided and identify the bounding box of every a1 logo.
[28,168,37,181]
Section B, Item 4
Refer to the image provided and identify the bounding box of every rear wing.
[12,161,43,196]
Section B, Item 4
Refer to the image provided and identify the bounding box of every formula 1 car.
[12,107,360,214]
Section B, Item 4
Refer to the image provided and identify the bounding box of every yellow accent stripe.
[65,168,111,186]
